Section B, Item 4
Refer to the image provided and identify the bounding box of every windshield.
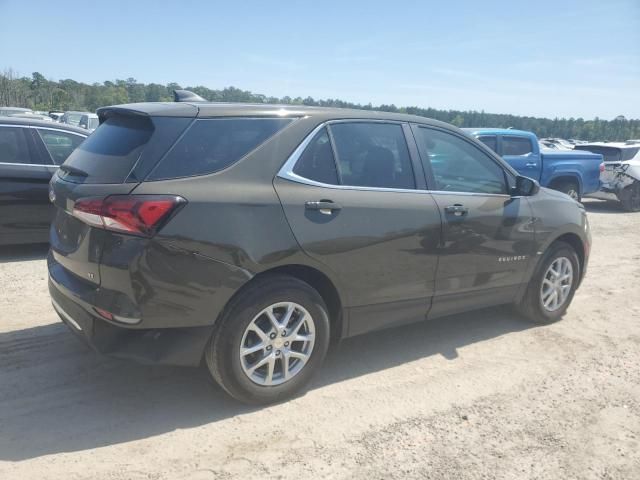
[88,117,99,129]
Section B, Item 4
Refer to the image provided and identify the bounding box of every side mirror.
[512,175,540,196]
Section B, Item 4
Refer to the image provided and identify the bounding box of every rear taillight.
[599,162,605,173]
[72,195,186,237]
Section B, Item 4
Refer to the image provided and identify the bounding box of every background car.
[59,111,93,127]
[78,113,99,132]
[0,106,33,116]
[465,128,603,201]
[575,142,640,211]
[8,113,53,122]
[0,117,87,245]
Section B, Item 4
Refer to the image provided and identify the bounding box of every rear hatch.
[574,145,639,184]
[49,107,195,285]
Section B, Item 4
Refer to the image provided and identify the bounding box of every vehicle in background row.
[48,98,591,404]
[0,106,33,117]
[539,140,563,150]
[49,111,65,121]
[9,113,53,122]
[0,117,87,245]
[540,138,575,150]
[78,113,99,132]
[59,111,93,127]
[574,143,640,211]
[465,128,603,201]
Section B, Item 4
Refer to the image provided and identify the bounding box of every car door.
[275,121,442,336]
[0,124,59,245]
[411,125,536,318]
[500,134,542,181]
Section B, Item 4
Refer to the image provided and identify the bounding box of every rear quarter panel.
[124,116,347,326]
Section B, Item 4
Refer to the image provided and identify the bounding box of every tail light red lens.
[73,195,186,236]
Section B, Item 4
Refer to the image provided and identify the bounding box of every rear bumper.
[48,275,212,367]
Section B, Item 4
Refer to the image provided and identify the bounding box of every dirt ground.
[0,198,638,480]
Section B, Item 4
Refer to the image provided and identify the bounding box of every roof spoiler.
[173,89,206,102]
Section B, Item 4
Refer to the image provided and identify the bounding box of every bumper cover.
[49,277,212,367]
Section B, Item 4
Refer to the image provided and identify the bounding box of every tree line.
[1,70,638,141]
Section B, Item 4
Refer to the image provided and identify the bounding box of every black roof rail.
[173,89,206,103]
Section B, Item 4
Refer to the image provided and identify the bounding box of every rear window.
[148,117,293,180]
[62,115,153,183]
[574,146,622,162]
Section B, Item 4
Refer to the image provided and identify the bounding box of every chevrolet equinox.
[48,95,591,404]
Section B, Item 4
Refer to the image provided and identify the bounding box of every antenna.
[173,90,206,102]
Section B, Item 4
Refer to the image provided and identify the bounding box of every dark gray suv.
[48,97,591,404]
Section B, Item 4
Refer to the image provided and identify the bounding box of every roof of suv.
[96,101,454,129]
[0,115,88,135]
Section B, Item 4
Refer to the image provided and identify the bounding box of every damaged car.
[575,143,640,211]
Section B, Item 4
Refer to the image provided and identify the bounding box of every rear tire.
[516,241,580,324]
[205,275,330,405]
[553,180,581,202]
[618,181,640,212]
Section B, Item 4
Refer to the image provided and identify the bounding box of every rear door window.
[502,136,533,156]
[0,127,32,164]
[329,122,415,189]
[36,129,85,165]
[149,117,294,180]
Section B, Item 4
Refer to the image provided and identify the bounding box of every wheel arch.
[220,264,346,343]
[553,232,585,277]
[548,174,583,196]
[518,229,587,304]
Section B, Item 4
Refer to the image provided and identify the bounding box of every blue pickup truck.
[464,128,603,201]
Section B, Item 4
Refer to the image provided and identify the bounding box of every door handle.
[444,204,469,216]
[305,200,341,215]
[525,162,538,168]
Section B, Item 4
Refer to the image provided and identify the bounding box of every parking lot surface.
[0,199,639,480]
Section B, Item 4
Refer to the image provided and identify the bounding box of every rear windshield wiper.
[58,165,89,177]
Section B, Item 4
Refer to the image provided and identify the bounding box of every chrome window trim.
[0,161,58,168]
[277,120,512,198]
[0,122,88,139]
[34,126,87,139]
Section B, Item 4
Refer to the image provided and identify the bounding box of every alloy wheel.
[239,302,316,386]
[540,257,574,312]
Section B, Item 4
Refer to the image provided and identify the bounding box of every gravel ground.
[0,198,639,480]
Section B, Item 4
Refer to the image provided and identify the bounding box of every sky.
[0,0,638,120]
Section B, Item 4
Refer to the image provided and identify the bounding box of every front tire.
[205,275,330,405]
[516,241,580,324]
